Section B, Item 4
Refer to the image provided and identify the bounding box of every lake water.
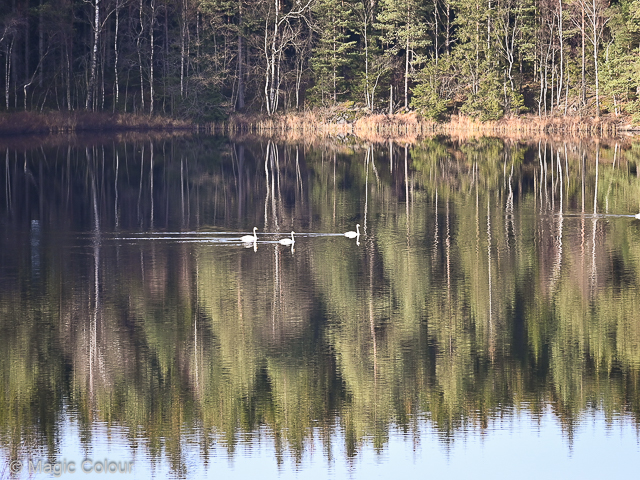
[1,133,640,479]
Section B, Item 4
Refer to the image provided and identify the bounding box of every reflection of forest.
[1,135,640,469]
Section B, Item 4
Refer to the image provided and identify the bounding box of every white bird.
[635,213,640,219]
[344,224,360,238]
[244,241,258,252]
[240,227,258,243]
[279,231,295,245]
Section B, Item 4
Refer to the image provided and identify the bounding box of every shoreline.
[0,111,193,136]
[210,112,640,138]
[1,111,638,141]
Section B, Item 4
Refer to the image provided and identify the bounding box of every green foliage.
[411,81,449,120]
[309,0,358,105]
[174,85,229,122]
[375,0,431,107]
[504,88,527,115]
[599,6,640,116]
[631,101,640,125]
[353,45,394,111]
[460,71,504,121]
[410,64,449,120]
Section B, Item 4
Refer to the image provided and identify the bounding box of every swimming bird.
[344,224,360,239]
[241,227,258,243]
[279,231,295,245]
[635,213,640,219]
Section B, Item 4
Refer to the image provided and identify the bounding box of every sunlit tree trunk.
[137,0,145,111]
[556,0,564,109]
[237,1,245,110]
[262,0,313,115]
[66,39,72,110]
[114,0,121,109]
[150,0,156,115]
[590,0,599,117]
[4,39,13,110]
[180,0,186,97]
[86,0,100,110]
[363,11,371,109]
[581,5,585,108]
[24,9,29,85]
[404,30,409,109]
[445,0,451,54]
[38,0,43,88]
[434,0,439,64]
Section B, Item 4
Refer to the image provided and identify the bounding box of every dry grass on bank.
[0,111,193,135]
[210,111,638,142]
[3,109,635,142]
[450,114,636,136]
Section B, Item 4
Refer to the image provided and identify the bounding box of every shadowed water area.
[1,134,640,479]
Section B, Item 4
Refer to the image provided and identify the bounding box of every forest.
[0,0,639,122]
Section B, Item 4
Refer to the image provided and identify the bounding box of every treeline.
[0,0,639,121]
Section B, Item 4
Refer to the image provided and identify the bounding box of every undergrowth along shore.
[209,112,640,139]
[1,110,639,139]
[0,111,192,135]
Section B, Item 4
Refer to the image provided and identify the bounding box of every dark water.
[1,134,640,479]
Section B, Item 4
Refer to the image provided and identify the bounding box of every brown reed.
[206,111,639,142]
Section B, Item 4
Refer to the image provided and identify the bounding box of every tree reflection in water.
[1,133,640,474]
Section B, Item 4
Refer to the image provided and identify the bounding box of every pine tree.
[601,0,640,117]
[310,0,357,105]
[376,0,430,110]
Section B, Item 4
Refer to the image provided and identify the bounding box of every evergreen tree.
[376,0,430,110]
[310,0,357,105]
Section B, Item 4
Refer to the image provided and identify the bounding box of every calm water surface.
[1,134,640,479]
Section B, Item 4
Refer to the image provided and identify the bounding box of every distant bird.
[344,224,360,239]
[241,227,258,243]
[635,214,640,219]
[279,231,295,245]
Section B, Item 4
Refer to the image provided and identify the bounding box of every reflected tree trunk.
[114,150,119,228]
[150,142,154,228]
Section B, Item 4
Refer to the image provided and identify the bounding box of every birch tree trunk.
[114,0,120,108]
[581,5,586,108]
[262,0,314,115]
[5,39,13,110]
[38,0,43,88]
[237,2,245,110]
[333,17,337,102]
[180,0,186,97]
[150,0,156,115]
[86,0,100,110]
[590,0,599,117]
[404,29,409,109]
[434,0,439,64]
[66,38,71,110]
[364,13,371,109]
[137,0,145,111]
[556,0,563,109]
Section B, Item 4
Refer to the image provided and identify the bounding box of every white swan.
[240,227,258,243]
[279,231,295,245]
[344,224,360,238]
[635,213,640,219]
